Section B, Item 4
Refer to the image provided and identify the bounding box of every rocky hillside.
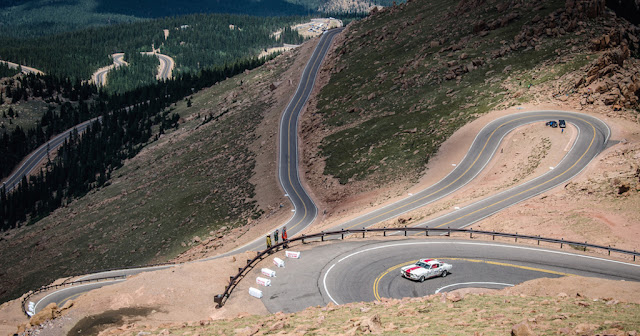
[0,43,319,303]
[80,277,640,336]
[302,0,639,211]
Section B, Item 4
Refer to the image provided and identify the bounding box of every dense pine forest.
[0,56,269,231]
[0,0,395,38]
[0,13,307,80]
[106,53,160,94]
[0,63,20,78]
[1,75,100,180]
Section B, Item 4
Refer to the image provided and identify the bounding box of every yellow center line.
[344,115,537,230]
[431,117,596,229]
[372,257,575,301]
[286,33,332,232]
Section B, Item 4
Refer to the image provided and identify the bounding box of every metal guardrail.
[21,259,178,316]
[19,227,640,315]
[21,275,126,316]
[213,227,640,308]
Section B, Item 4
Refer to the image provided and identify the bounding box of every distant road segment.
[2,117,99,192]
[92,52,174,87]
[0,60,44,75]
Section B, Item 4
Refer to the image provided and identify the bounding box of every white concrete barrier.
[256,277,271,286]
[261,268,276,277]
[27,302,35,316]
[285,251,301,259]
[273,257,285,268]
[249,287,263,298]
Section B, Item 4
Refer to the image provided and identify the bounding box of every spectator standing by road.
[282,226,288,247]
[266,234,272,249]
[274,229,279,245]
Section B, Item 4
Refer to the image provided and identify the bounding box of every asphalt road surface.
[94,53,127,87]
[329,111,610,232]
[216,27,345,257]
[27,28,344,312]
[23,28,633,315]
[258,239,640,313]
[94,52,173,87]
[2,117,98,192]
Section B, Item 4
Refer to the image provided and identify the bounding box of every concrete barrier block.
[273,257,285,268]
[249,287,263,298]
[285,251,301,259]
[256,277,271,286]
[261,268,276,277]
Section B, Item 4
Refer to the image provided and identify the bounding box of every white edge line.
[321,241,640,305]
[336,111,591,230]
[75,264,174,281]
[435,282,514,293]
[34,279,125,312]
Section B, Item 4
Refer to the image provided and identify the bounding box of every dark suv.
[558,120,566,128]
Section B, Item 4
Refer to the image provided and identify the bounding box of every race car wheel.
[419,276,425,282]
[441,270,448,277]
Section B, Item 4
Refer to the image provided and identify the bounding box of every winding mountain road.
[22,27,638,315]
[0,60,43,75]
[92,52,174,87]
[329,111,610,232]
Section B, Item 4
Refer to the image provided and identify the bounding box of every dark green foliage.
[0,55,268,232]
[106,53,159,94]
[280,26,306,45]
[0,13,306,80]
[0,74,99,180]
[0,63,20,78]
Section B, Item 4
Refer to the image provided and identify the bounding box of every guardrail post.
[341,232,344,240]
[247,259,252,265]
[425,229,429,236]
[561,238,563,249]
[404,226,407,236]
[634,251,636,262]
[384,227,386,237]
[584,242,587,252]
[229,276,234,283]
[302,234,305,244]
[447,227,450,237]
[515,232,517,242]
[492,231,495,240]
[238,267,243,273]
[537,235,540,245]
[363,227,366,238]
[470,231,473,239]
[608,245,611,256]
[321,232,325,242]
[214,294,223,308]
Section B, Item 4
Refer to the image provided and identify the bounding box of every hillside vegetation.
[0,0,398,38]
[0,48,300,303]
[0,14,306,80]
[305,0,639,196]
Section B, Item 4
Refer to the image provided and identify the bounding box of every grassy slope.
[313,0,600,185]
[0,51,296,303]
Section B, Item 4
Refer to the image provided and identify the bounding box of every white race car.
[400,259,452,282]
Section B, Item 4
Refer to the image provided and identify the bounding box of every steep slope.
[301,0,639,233]
[0,40,320,303]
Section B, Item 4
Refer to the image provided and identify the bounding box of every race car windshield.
[415,262,428,268]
